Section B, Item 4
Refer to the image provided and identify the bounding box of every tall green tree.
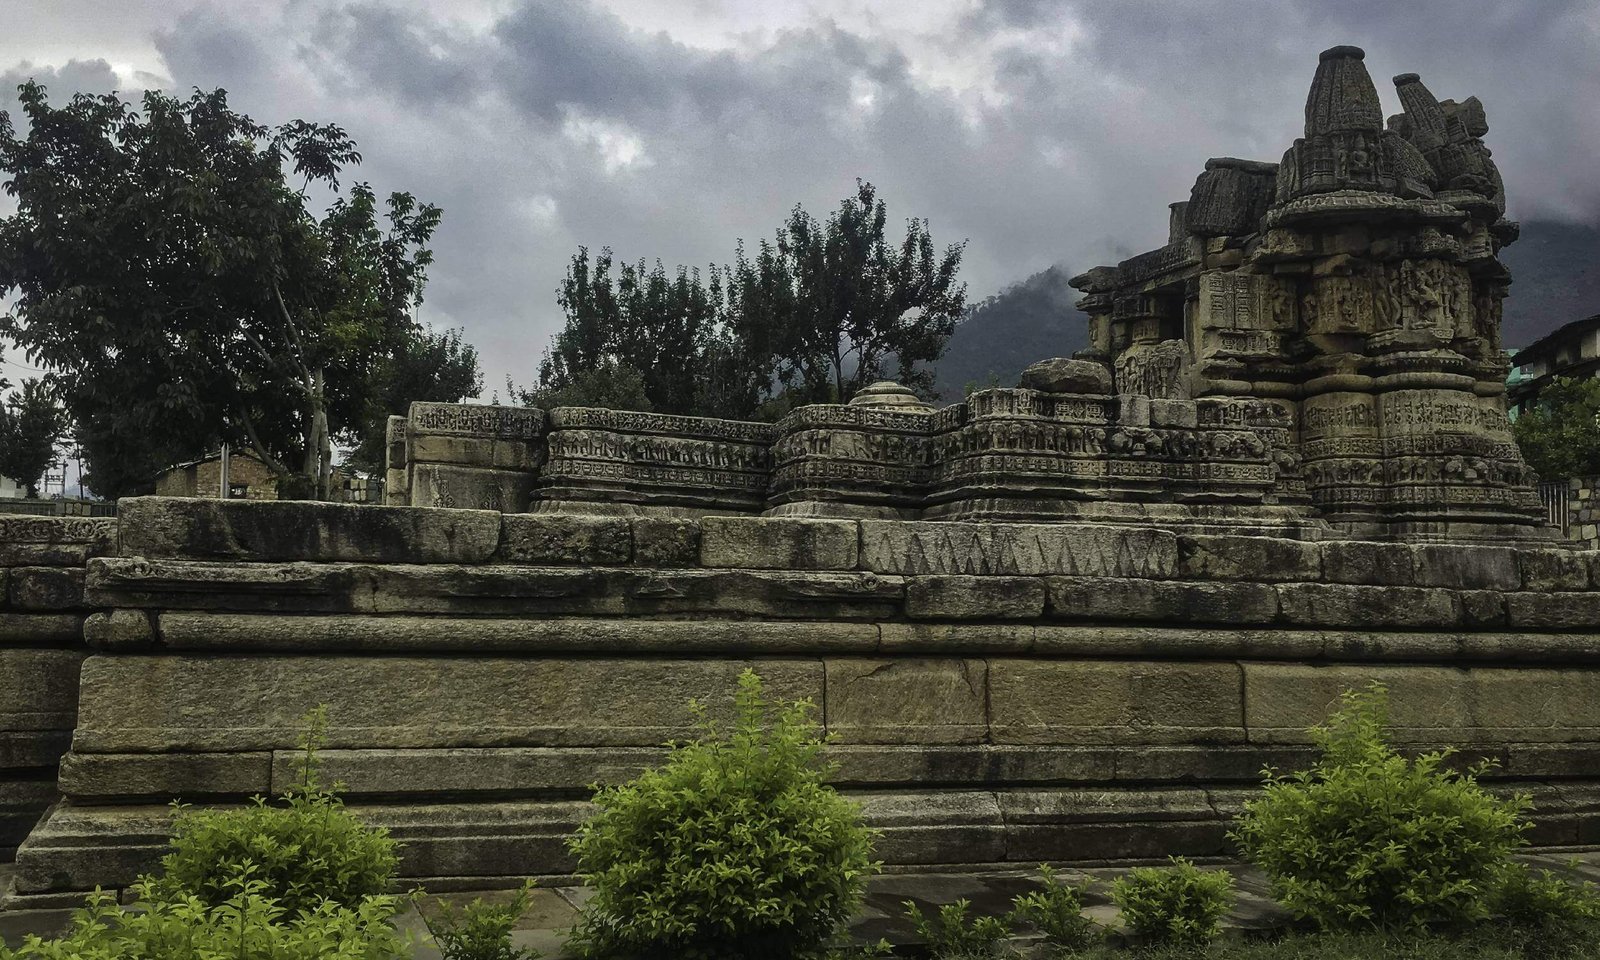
[540,248,720,414]
[534,181,966,420]
[763,180,967,404]
[0,82,450,498]
[345,325,482,474]
[0,378,67,498]
[1513,376,1600,481]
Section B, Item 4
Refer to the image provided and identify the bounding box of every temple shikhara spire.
[1069,45,1537,540]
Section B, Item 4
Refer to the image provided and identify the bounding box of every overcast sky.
[3,0,1598,396]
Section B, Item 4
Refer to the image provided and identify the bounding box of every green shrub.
[1008,865,1100,953]
[1488,861,1600,954]
[567,670,879,960]
[904,898,1012,958]
[1110,857,1235,947]
[424,880,541,960]
[0,878,409,960]
[154,705,400,917]
[1230,683,1530,931]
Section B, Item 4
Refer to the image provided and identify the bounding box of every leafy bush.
[904,898,1012,958]
[1489,861,1600,953]
[1008,865,1099,953]
[0,878,409,960]
[154,705,400,917]
[1110,857,1235,947]
[424,881,541,960]
[1230,683,1530,931]
[567,669,879,959]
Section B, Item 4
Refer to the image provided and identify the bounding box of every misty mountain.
[932,265,1088,401]
[930,218,1600,403]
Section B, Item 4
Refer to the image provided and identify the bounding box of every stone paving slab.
[6,854,1600,955]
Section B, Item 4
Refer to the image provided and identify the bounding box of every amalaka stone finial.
[847,380,933,412]
[1305,43,1382,137]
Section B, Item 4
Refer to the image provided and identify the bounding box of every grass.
[1051,926,1600,960]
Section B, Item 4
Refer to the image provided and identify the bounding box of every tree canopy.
[1513,376,1600,482]
[532,180,966,420]
[0,81,480,498]
[0,378,67,498]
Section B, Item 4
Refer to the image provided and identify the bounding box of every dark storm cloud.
[6,0,1599,392]
[1,57,120,113]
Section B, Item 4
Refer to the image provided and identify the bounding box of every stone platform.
[0,517,114,863]
[4,497,1600,908]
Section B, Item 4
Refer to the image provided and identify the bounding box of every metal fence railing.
[1538,481,1571,536]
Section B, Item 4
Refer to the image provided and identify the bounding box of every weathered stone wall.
[0,516,115,862]
[6,497,1600,908]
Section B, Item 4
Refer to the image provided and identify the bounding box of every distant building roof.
[1511,312,1600,368]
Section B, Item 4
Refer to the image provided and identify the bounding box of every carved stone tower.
[1071,45,1542,540]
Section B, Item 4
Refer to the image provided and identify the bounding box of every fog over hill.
[932,218,1600,401]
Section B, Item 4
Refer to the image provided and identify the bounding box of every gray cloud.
[3,0,1599,397]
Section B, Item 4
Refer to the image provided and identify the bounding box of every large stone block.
[998,788,1230,862]
[1518,549,1592,592]
[630,517,700,566]
[859,521,1178,578]
[1045,577,1278,625]
[493,515,630,565]
[1275,583,1461,629]
[0,612,82,645]
[0,648,83,732]
[1243,663,1600,744]
[88,559,907,620]
[82,609,156,651]
[824,659,988,744]
[9,799,592,896]
[1176,535,1321,582]
[0,779,56,858]
[1412,544,1520,590]
[855,791,1007,865]
[409,434,539,471]
[0,516,116,553]
[6,567,85,611]
[72,655,823,752]
[1505,592,1600,630]
[58,751,273,800]
[410,463,536,513]
[905,575,1046,620]
[699,517,858,570]
[268,747,663,798]
[987,660,1244,745]
[0,729,72,770]
[877,623,1034,654]
[157,612,879,655]
[1316,540,1417,586]
[117,497,501,564]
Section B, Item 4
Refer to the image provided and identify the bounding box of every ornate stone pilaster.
[405,402,545,512]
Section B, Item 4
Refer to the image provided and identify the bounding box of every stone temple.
[3,47,1599,908]
[389,46,1544,544]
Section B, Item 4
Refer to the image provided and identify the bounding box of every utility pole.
[219,442,231,499]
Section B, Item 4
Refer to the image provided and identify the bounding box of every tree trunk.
[315,367,332,500]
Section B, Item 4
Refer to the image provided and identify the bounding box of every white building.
[0,475,24,499]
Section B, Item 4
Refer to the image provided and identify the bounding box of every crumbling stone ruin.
[3,47,1598,909]
[387,52,1542,543]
